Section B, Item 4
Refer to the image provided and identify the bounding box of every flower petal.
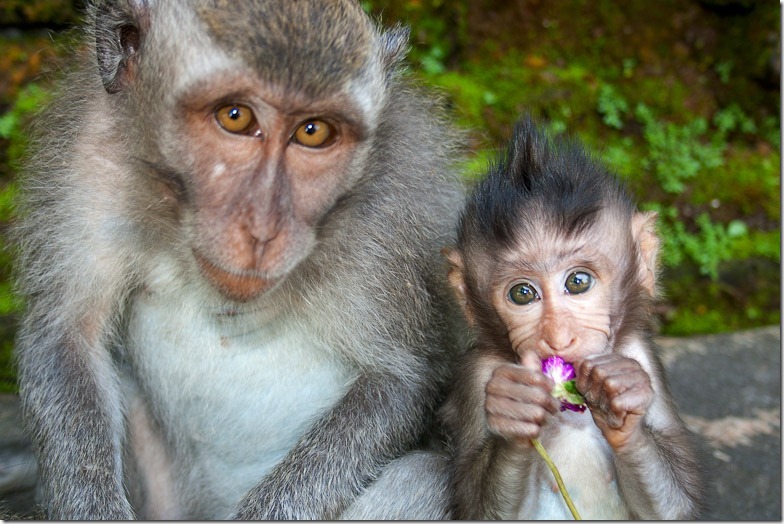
[541,355,576,383]
[542,357,586,412]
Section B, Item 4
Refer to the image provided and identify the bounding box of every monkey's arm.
[15,204,136,518]
[14,78,145,517]
[577,346,703,519]
[612,419,703,519]
[17,315,132,520]
[442,349,549,520]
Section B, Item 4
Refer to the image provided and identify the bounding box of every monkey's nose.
[233,222,280,270]
[541,331,577,354]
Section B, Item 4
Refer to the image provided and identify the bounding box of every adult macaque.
[14,1,465,519]
[441,117,703,519]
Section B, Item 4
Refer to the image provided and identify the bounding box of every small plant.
[596,84,628,130]
[714,60,733,85]
[643,203,756,282]
[634,104,725,195]
[713,103,757,136]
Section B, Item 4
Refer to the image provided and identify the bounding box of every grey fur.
[14,0,465,519]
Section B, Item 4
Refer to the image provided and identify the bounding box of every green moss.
[730,230,781,262]
[1,83,50,167]
[690,145,780,221]
[458,149,497,182]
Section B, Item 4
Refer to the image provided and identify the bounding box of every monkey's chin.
[194,251,276,303]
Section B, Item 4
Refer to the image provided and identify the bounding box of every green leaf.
[562,380,587,406]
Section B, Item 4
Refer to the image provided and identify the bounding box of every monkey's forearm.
[452,434,532,519]
[445,350,533,519]
[231,372,435,519]
[15,225,134,520]
[613,425,702,519]
[18,330,131,520]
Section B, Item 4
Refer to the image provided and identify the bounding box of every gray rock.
[0,394,37,518]
[657,326,781,520]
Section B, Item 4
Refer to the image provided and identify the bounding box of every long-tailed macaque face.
[172,80,370,302]
[446,208,659,365]
[122,2,384,302]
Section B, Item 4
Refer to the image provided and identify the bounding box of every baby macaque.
[441,117,703,519]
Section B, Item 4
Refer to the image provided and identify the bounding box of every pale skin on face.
[179,78,366,300]
[456,216,658,453]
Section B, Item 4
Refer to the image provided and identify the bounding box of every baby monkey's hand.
[484,362,560,446]
[575,354,653,451]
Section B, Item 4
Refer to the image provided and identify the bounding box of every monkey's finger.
[576,358,648,401]
[489,364,554,392]
[486,414,547,441]
[576,354,642,389]
[573,370,607,407]
[520,351,541,371]
[485,392,560,424]
[582,375,651,422]
[602,370,651,399]
[577,352,641,371]
[609,387,653,421]
[605,410,626,429]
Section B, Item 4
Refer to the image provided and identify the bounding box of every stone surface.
[0,393,36,518]
[658,325,781,520]
[0,326,780,519]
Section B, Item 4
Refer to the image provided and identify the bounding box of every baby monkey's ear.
[631,211,660,297]
[442,247,475,326]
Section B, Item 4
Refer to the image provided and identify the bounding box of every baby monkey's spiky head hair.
[450,116,659,348]
[457,116,636,255]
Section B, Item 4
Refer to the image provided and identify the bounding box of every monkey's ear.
[442,247,476,325]
[95,0,150,94]
[632,211,660,296]
[379,23,410,72]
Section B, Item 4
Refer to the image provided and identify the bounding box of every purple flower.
[542,356,587,413]
[542,355,576,382]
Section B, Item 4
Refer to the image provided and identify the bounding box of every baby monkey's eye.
[565,271,593,295]
[215,104,257,135]
[508,282,540,306]
[293,119,334,148]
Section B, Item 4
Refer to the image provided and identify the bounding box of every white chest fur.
[517,410,629,520]
[123,261,356,517]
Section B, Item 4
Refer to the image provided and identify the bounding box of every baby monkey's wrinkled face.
[445,183,659,368]
[489,216,630,365]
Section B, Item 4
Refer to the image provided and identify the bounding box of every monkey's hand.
[485,363,561,446]
[575,354,653,451]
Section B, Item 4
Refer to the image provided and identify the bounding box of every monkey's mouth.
[194,251,275,302]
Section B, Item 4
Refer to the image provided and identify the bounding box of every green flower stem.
[531,438,582,520]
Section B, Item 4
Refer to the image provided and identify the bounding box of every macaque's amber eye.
[216,104,256,134]
[293,119,334,148]
[508,283,539,306]
[565,271,593,295]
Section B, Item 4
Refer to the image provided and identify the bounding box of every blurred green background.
[0,0,780,392]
